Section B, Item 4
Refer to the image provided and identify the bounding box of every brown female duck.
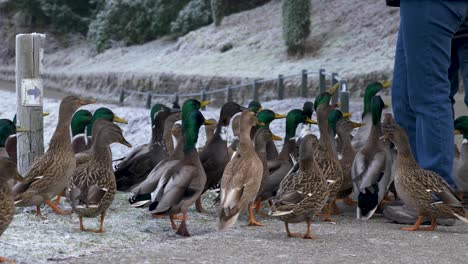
[69,121,131,233]
[13,96,95,219]
[382,114,468,231]
[217,110,264,230]
[0,159,23,263]
[270,134,331,239]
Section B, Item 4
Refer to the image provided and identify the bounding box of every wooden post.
[201,90,207,110]
[119,89,125,106]
[16,33,45,175]
[340,80,350,113]
[301,69,308,98]
[253,80,260,102]
[319,68,326,94]
[226,86,233,103]
[277,74,284,100]
[331,72,339,105]
[146,92,152,109]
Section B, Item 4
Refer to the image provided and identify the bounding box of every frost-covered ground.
[1,89,467,264]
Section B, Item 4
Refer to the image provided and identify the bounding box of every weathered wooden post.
[201,90,207,110]
[145,92,152,109]
[226,86,233,103]
[119,89,125,106]
[331,72,339,105]
[319,68,326,94]
[277,74,284,100]
[340,80,349,113]
[253,80,260,102]
[301,69,308,98]
[16,33,45,175]
[174,93,180,109]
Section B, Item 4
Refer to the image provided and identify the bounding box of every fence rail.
[119,68,351,113]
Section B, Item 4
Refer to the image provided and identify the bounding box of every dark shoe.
[382,205,456,226]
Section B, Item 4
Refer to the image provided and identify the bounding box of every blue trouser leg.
[397,0,468,186]
[392,29,418,161]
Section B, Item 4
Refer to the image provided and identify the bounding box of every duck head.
[302,101,314,119]
[94,120,132,148]
[248,101,263,113]
[59,96,95,120]
[454,116,468,139]
[219,102,246,126]
[370,95,387,126]
[285,109,316,142]
[256,109,286,129]
[183,109,213,153]
[0,119,17,147]
[363,81,391,115]
[254,127,282,150]
[71,110,93,137]
[86,107,127,135]
[182,99,210,120]
[299,134,319,160]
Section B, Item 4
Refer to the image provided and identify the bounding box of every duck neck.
[318,109,333,151]
[91,143,112,165]
[239,126,254,152]
[214,118,229,142]
[150,123,165,147]
[278,140,295,160]
[363,124,381,150]
[394,130,418,167]
[337,128,354,160]
[49,113,72,152]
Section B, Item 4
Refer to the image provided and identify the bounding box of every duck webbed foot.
[247,203,264,227]
[303,220,319,240]
[401,215,424,231]
[175,211,191,237]
[36,205,47,220]
[0,256,16,263]
[52,190,65,205]
[284,222,302,238]
[343,196,357,206]
[45,200,71,215]
[195,198,207,213]
[88,214,106,233]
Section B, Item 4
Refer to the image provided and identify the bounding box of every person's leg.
[401,0,467,187]
[448,39,460,116]
[455,37,468,107]
[392,20,419,161]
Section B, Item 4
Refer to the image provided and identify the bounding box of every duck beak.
[326,83,340,95]
[16,126,29,132]
[305,118,318,125]
[274,113,286,119]
[351,122,366,128]
[382,81,392,89]
[204,119,216,125]
[79,98,96,106]
[200,101,211,108]
[120,137,132,148]
[113,115,128,124]
[342,112,352,118]
[257,107,263,113]
[454,129,462,135]
[271,134,283,141]
[257,121,266,126]
[42,112,49,117]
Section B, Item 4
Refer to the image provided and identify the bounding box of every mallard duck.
[148,106,213,236]
[453,116,468,198]
[73,107,128,154]
[313,86,344,222]
[69,121,131,233]
[4,112,48,163]
[114,104,180,191]
[0,159,23,263]
[297,101,314,140]
[13,96,95,219]
[253,110,286,160]
[352,81,391,150]
[329,110,364,211]
[270,134,331,239]
[352,96,393,219]
[248,101,263,113]
[197,102,246,212]
[71,110,93,154]
[75,119,115,167]
[217,110,264,230]
[381,114,468,231]
[247,127,282,226]
[255,109,316,212]
[128,100,210,209]
[336,119,364,199]
[164,113,183,156]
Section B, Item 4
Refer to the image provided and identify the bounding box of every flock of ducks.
[1,81,468,261]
